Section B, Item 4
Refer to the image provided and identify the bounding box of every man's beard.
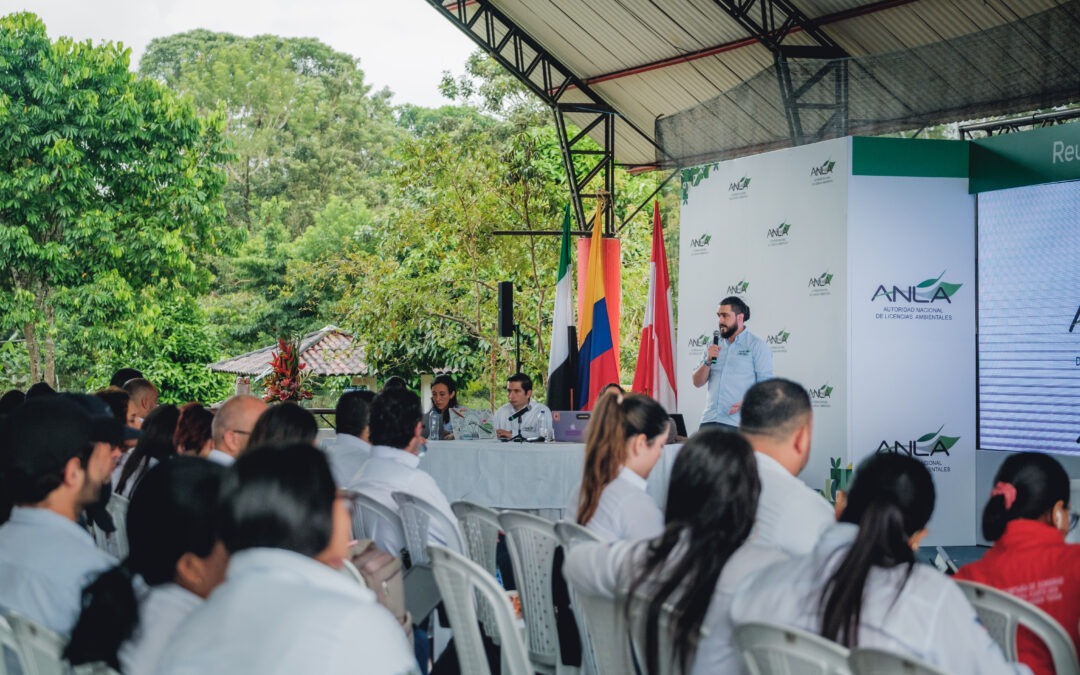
[720,324,736,339]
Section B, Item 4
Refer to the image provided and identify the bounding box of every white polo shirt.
[566,467,664,542]
[0,506,115,636]
[119,582,201,675]
[493,402,552,438]
[157,548,415,675]
[320,433,372,487]
[753,452,834,555]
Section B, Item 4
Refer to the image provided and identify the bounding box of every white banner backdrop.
[678,137,850,499]
[848,176,976,545]
[678,138,977,543]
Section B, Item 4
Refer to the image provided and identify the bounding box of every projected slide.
[978,181,1080,454]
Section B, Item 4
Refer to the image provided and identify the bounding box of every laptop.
[551,410,591,443]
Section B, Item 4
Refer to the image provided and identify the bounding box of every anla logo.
[871,270,962,304]
[810,159,836,177]
[766,329,791,346]
[687,334,710,348]
[1069,305,1080,333]
[729,176,751,192]
[877,425,959,457]
[808,271,834,288]
[809,382,833,399]
[727,280,749,295]
[690,233,712,249]
[767,222,791,239]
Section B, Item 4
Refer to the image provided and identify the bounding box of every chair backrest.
[954,579,1080,674]
[392,491,464,567]
[353,492,407,558]
[498,511,563,671]
[0,615,29,675]
[554,520,603,675]
[733,621,851,675]
[70,664,122,675]
[429,545,532,675]
[848,647,950,675]
[569,588,633,675]
[626,592,697,675]
[105,493,130,560]
[554,520,601,550]
[4,613,67,675]
[451,501,504,644]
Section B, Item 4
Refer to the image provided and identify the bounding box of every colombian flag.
[576,202,620,410]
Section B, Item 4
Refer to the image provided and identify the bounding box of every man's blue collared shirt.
[699,329,773,426]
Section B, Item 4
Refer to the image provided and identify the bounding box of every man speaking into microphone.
[692,296,773,431]
[494,373,551,440]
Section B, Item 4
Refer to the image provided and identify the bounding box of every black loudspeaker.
[498,281,514,337]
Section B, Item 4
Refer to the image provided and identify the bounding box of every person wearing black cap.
[0,395,120,636]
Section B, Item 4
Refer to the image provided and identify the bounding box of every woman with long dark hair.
[422,374,459,440]
[569,392,670,541]
[955,452,1080,675]
[731,453,1024,673]
[155,443,415,674]
[65,457,227,674]
[565,429,786,674]
[115,404,180,498]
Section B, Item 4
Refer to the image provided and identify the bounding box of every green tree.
[0,13,231,385]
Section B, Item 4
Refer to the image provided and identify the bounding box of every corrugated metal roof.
[429,0,1077,166]
[208,326,370,379]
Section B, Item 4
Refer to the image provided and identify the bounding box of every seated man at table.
[493,372,551,440]
[348,388,458,555]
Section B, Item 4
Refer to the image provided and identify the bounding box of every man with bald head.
[207,395,267,466]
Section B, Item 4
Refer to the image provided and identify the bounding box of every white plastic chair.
[499,511,573,675]
[452,501,504,643]
[554,521,602,675]
[4,612,67,675]
[429,545,532,675]
[955,579,1080,675]
[392,491,465,564]
[0,615,29,675]
[70,664,122,675]
[626,592,700,675]
[848,647,950,675]
[568,587,633,675]
[352,492,407,557]
[733,621,851,675]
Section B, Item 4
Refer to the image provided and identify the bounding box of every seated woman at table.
[731,453,1026,674]
[565,428,787,675]
[954,452,1080,675]
[568,391,669,541]
[422,374,459,440]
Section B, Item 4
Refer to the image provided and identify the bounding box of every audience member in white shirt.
[731,453,1030,675]
[0,395,120,636]
[349,388,458,555]
[64,457,228,675]
[738,378,835,555]
[493,372,552,440]
[565,428,787,675]
[205,394,266,466]
[321,390,374,485]
[567,392,668,542]
[158,443,415,675]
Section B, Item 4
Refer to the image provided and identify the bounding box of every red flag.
[632,201,677,411]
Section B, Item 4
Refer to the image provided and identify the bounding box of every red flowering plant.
[262,337,313,402]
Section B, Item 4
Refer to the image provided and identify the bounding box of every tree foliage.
[0,13,232,387]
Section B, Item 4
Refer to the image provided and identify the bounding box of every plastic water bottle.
[538,409,553,443]
[427,408,442,440]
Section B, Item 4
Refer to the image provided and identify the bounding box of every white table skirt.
[417,440,682,520]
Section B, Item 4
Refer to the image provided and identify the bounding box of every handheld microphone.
[710,330,720,364]
[509,405,531,422]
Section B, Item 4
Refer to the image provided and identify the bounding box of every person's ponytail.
[576,392,626,525]
[64,563,139,669]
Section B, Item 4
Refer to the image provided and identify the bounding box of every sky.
[8,0,479,108]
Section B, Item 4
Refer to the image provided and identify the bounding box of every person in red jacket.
[955,452,1080,675]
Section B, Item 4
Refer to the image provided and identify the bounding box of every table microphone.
[509,405,531,422]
